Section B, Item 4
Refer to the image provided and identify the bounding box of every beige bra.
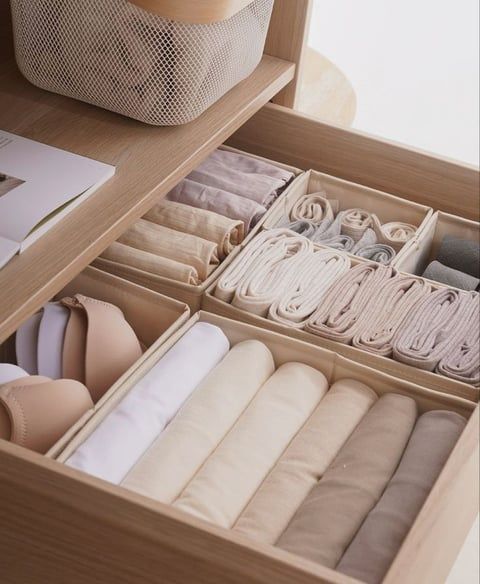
[0,375,93,453]
[61,294,143,402]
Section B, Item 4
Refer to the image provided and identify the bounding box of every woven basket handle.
[128,0,255,23]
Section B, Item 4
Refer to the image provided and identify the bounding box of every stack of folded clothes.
[277,191,419,264]
[422,235,480,291]
[98,149,294,285]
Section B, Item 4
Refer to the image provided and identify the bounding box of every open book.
[0,130,115,269]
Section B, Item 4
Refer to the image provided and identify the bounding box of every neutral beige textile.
[267,249,351,328]
[352,275,432,357]
[375,219,417,252]
[167,178,266,232]
[121,340,275,502]
[99,241,201,285]
[117,219,219,281]
[392,288,478,372]
[340,208,374,242]
[276,393,417,568]
[233,379,377,544]
[436,293,480,386]
[337,409,466,584]
[173,362,328,528]
[289,192,336,224]
[209,149,294,184]
[143,200,244,260]
[306,264,395,344]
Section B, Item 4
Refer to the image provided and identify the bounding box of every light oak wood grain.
[128,0,254,23]
[228,104,480,219]
[264,0,312,107]
[0,58,294,344]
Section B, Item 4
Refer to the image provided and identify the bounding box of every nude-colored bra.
[16,294,143,403]
[0,374,93,453]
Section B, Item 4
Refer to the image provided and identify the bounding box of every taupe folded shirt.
[337,410,466,584]
[276,393,418,568]
[144,200,244,260]
[117,218,219,281]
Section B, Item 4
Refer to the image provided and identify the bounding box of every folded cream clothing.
[233,379,377,544]
[117,219,219,281]
[352,276,432,357]
[0,364,29,385]
[355,243,396,265]
[167,178,266,232]
[374,219,417,252]
[289,192,336,224]
[15,311,42,375]
[422,260,479,291]
[209,149,294,185]
[173,362,328,528]
[65,323,230,484]
[188,151,292,208]
[337,409,466,584]
[99,241,201,285]
[36,302,70,379]
[61,294,143,403]
[340,208,374,242]
[268,249,351,329]
[276,393,417,568]
[231,233,312,317]
[143,200,244,260]
[437,235,480,278]
[122,340,275,502]
[0,375,93,454]
[306,264,395,344]
[436,294,480,386]
[392,288,477,372]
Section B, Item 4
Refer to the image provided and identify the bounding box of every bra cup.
[62,305,88,383]
[0,377,93,453]
[15,311,42,375]
[78,295,143,402]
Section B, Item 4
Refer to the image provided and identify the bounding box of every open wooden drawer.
[1,89,479,584]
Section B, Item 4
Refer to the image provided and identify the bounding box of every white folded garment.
[0,363,29,385]
[15,311,42,375]
[65,323,230,484]
[37,303,70,379]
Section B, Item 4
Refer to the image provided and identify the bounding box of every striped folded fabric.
[268,248,351,328]
[392,288,478,372]
[305,263,396,344]
[352,275,432,357]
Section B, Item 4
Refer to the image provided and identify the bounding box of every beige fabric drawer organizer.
[50,311,478,584]
[1,267,190,457]
[394,211,480,291]
[262,169,433,262]
[93,145,303,311]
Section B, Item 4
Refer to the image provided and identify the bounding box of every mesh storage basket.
[10,0,274,125]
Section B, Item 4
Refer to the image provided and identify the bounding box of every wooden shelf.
[0,52,294,343]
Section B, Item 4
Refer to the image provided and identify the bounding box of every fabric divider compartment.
[0,266,190,458]
[202,256,478,402]
[52,310,477,584]
[394,210,480,292]
[92,146,303,312]
[262,169,433,263]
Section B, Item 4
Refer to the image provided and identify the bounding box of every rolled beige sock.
[97,241,201,285]
[392,288,478,371]
[374,217,417,252]
[117,219,219,281]
[289,192,336,224]
[337,410,466,584]
[341,208,374,242]
[233,379,377,544]
[144,200,244,260]
[352,275,432,357]
[173,362,328,528]
[276,393,417,568]
[306,263,396,344]
[121,340,275,502]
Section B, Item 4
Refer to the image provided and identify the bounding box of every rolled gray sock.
[423,260,479,291]
[437,235,480,278]
[355,244,396,265]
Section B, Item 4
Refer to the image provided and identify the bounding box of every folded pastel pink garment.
[352,275,432,357]
[306,263,396,344]
[167,179,266,232]
[436,293,480,386]
[188,149,293,207]
[392,288,477,372]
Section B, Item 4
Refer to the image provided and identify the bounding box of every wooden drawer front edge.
[228,104,480,221]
